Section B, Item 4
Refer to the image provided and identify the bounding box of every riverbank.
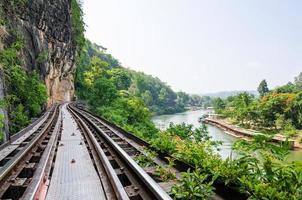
[153,109,302,160]
[204,118,300,149]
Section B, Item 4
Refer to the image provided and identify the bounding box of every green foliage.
[275,82,299,93]
[155,158,176,181]
[36,50,48,64]
[0,32,47,134]
[0,114,5,141]
[213,97,225,114]
[257,79,269,97]
[151,132,178,154]
[176,91,190,108]
[75,40,302,199]
[108,68,131,90]
[134,149,157,168]
[232,136,302,199]
[75,40,210,142]
[22,71,47,116]
[89,77,117,108]
[171,168,216,200]
[131,71,186,114]
[193,123,213,143]
[75,42,159,139]
[214,73,302,135]
[10,0,26,6]
[10,104,29,133]
[71,0,85,55]
[5,66,47,119]
[166,122,194,140]
[213,88,302,136]
[76,40,208,116]
[275,114,298,137]
[152,121,302,199]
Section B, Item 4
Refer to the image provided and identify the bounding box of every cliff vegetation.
[0,0,84,141]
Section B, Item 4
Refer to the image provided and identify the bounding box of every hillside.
[202,90,258,99]
[75,41,205,115]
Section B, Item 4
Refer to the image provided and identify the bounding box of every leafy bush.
[151,121,302,199]
[134,149,157,168]
[232,136,302,199]
[151,132,178,154]
[0,31,47,134]
[10,104,29,133]
[171,168,216,200]
[155,158,176,181]
[166,122,194,140]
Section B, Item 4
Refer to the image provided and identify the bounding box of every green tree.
[294,72,302,89]
[177,91,190,107]
[141,90,153,106]
[257,79,269,97]
[166,122,194,140]
[24,71,47,116]
[213,97,225,114]
[89,78,117,108]
[109,68,131,90]
[275,82,298,93]
[189,95,203,107]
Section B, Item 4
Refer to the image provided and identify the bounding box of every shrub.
[0,31,47,134]
[171,168,216,200]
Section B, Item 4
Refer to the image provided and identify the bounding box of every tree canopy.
[257,79,269,97]
[213,74,302,136]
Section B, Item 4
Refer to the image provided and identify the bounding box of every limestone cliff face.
[2,0,77,106]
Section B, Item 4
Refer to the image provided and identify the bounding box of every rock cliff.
[2,0,77,106]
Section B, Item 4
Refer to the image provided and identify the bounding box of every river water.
[152,109,302,161]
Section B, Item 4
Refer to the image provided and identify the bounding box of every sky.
[82,0,302,94]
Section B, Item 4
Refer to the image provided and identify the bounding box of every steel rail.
[68,107,129,200]
[72,103,249,200]
[0,105,60,200]
[0,106,53,151]
[0,106,58,181]
[69,104,172,200]
[22,106,62,200]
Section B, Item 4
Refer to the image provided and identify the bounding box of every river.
[152,109,302,161]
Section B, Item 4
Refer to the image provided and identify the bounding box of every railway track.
[70,103,248,200]
[68,104,174,200]
[0,105,62,200]
[0,102,247,200]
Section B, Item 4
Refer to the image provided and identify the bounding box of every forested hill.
[75,40,206,115]
[203,90,258,99]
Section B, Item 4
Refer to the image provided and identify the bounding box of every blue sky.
[83,0,302,94]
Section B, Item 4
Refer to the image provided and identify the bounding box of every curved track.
[70,103,248,200]
[0,105,61,200]
[69,104,173,200]
[0,103,247,200]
